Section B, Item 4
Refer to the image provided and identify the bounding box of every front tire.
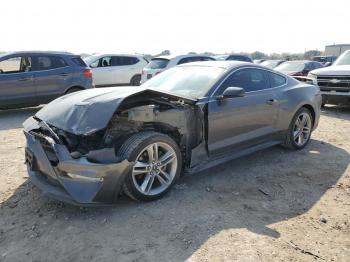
[118,131,182,201]
[283,107,313,150]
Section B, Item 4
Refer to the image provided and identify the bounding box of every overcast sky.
[1,0,349,55]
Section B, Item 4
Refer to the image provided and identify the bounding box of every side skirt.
[186,140,281,174]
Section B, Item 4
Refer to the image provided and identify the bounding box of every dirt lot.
[0,106,349,262]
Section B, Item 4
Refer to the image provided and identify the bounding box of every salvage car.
[23,61,321,205]
[308,50,350,105]
[274,60,323,76]
[260,60,286,69]
[0,51,93,109]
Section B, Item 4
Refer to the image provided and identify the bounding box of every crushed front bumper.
[23,117,132,206]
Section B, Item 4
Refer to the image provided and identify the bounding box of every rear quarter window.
[269,72,287,87]
[72,57,87,67]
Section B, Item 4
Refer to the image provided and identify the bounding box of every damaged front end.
[23,117,132,206]
[23,87,206,205]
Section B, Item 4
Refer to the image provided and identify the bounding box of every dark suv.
[0,51,94,109]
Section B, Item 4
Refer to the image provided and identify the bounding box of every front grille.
[317,75,350,92]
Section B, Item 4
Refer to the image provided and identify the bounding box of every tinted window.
[178,56,215,64]
[35,56,67,70]
[0,56,32,73]
[269,72,286,87]
[146,59,169,69]
[111,56,139,66]
[219,68,270,93]
[72,57,87,67]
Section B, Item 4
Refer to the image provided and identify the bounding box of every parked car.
[84,54,149,86]
[0,51,93,109]
[140,54,215,83]
[215,54,253,63]
[260,60,286,69]
[312,55,337,66]
[23,61,321,205]
[253,59,266,64]
[308,50,350,106]
[274,60,323,76]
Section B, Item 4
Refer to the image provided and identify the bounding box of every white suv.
[84,54,149,86]
[141,54,215,84]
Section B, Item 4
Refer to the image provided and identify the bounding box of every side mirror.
[218,87,245,100]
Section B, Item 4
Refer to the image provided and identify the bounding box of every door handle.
[60,73,68,76]
[19,77,29,81]
[266,99,278,105]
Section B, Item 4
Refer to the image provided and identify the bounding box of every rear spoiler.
[292,76,316,85]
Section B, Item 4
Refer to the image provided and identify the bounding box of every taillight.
[83,69,92,78]
[155,71,162,76]
[141,70,144,75]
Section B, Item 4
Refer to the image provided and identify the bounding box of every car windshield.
[146,58,170,69]
[333,52,350,66]
[261,60,281,69]
[275,61,305,71]
[142,66,225,98]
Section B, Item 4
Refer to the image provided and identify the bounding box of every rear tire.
[118,131,182,201]
[130,75,141,86]
[282,107,313,150]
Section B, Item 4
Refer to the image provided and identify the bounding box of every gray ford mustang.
[23,61,321,205]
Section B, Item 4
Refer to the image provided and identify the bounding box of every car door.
[0,55,36,107]
[110,56,139,84]
[32,55,73,103]
[90,56,114,86]
[207,68,280,157]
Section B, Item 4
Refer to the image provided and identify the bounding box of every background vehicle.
[84,54,149,86]
[275,60,323,76]
[0,51,93,109]
[140,54,215,83]
[253,59,266,64]
[312,55,337,66]
[308,50,350,106]
[215,54,253,63]
[260,60,286,69]
[24,61,321,205]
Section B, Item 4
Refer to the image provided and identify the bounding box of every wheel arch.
[64,85,85,94]
[298,104,316,127]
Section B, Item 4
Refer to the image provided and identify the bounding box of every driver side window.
[217,68,270,94]
[0,56,32,74]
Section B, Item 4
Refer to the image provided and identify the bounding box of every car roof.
[154,54,213,60]
[177,60,254,70]
[0,51,75,57]
[283,60,313,64]
[87,53,143,58]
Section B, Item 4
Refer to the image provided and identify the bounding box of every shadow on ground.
[0,107,41,130]
[1,137,348,261]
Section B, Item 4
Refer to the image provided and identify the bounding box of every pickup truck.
[308,50,350,106]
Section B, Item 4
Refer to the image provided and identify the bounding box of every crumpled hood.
[35,86,196,135]
[311,65,350,76]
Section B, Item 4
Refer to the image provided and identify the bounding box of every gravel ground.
[0,106,349,262]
